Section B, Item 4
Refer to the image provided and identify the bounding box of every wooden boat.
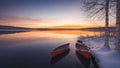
[76,40,99,68]
[76,41,91,59]
[51,43,70,58]
[50,49,70,65]
[76,51,90,68]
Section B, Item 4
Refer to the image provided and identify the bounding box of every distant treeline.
[80,27,115,32]
[0,25,115,32]
[0,25,30,29]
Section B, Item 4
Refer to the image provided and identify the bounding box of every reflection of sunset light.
[0,30,103,47]
[0,30,102,40]
[34,30,102,36]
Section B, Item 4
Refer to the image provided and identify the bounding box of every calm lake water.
[0,30,100,68]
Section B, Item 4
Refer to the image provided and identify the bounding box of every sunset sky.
[0,0,115,28]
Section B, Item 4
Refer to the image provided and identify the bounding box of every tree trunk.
[115,0,120,50]
[104,0,110,48]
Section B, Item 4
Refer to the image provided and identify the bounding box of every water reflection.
[0,31,28,35]
[0,30,101,68]
[91,55,99,68]
[33,30,103,36]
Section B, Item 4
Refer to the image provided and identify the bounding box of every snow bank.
[79,36,120,68]
[95,50,120,68]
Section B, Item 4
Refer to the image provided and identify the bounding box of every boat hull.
[76,49,91,59]
[76,50,90,68]
[50,49,70,65]
[51,47,69,58]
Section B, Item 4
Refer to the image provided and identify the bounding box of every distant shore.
[0,29,30,35]
[0,25,115,35]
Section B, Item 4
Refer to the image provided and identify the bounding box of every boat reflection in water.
[50,43,70,65]
[91,55,99,68]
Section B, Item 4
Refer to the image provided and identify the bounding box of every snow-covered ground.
[79,35,120,68]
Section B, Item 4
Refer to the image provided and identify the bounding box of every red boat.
[51,43,70,58]
[76,41,91,59]
[76,50,90,68]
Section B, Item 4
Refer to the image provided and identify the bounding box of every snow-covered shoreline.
[79,35,120,68]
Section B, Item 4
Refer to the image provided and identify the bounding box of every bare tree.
[104,0,110,48]
[115,0,120,49]
[82,0,120,50]
[83,0,110,49]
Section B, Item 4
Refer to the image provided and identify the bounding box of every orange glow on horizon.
[0,24,115,29]
[0,16,115,28]
[49,25,101,29]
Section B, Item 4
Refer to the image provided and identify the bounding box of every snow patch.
[79,36,120,68]
[99,45,110,52]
